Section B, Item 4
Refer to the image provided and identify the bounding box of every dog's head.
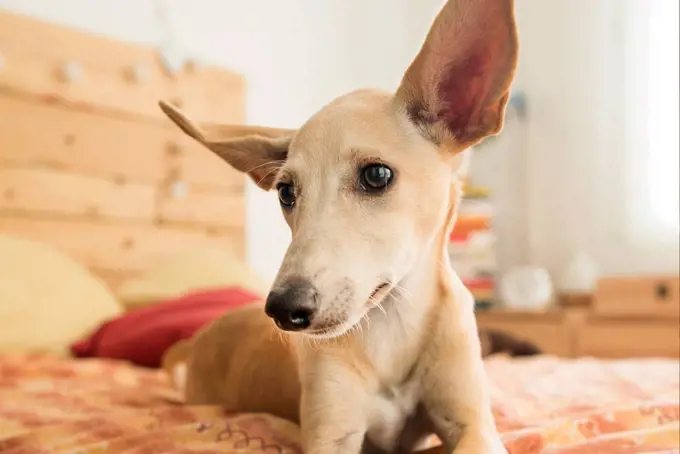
[160,0,517,337]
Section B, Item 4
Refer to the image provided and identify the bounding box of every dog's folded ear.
[159,101,296,190]
[396,0,518,150]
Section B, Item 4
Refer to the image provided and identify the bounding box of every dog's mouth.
[368,282,392,306]
[304,282,393,339]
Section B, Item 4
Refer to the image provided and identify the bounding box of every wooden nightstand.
[476,308,585,357]
[476,275,679,358]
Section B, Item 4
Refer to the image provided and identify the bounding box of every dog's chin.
[303,282,394,340]
[304,312,365,339]
[304,324,354,340]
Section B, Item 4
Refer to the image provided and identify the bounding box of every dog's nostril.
[264,279,319,332]
[289,310,312,328]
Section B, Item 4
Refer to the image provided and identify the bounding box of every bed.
[0,10,678,454]
[0,354,677,453]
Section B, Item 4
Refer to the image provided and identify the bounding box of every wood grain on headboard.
[0,11,248,289]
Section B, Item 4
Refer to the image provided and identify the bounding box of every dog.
[158,0,519,451]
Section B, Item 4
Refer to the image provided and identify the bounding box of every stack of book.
[448,184,498,309]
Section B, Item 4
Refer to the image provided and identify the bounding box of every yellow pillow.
[117,247,270,310]
[0,234,123,355]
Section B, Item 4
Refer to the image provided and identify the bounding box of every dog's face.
[160,0,517,337]
[265,90,456,337]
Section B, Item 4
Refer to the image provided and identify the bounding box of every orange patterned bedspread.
[0,354,677,453]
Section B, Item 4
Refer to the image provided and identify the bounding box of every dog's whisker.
[391,284,414,308]
[393,283,413,299]
[356,319,365,340]
[395,285,413,300]
[362,310,372,330]
[304,333,319,351]
[245,159,286,175]
[369,295,388,317]
[255,164,285,186]
[277,330,287,347]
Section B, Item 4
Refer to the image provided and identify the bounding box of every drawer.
[476,311,574,357]
[578,320,680,358]
[594,276,679,319]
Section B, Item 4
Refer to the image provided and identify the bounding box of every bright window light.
[646,0,679,235]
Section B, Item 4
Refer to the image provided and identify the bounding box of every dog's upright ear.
[159,101,295,190]
[396,0,518,149]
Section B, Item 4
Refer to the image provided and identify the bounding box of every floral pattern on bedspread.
[0,354,677,453]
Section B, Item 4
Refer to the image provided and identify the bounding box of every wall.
[510,0,678,279]
[0,0,445,281]
[511,0,618,280]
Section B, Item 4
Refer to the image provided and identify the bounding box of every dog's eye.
[277,183,296,208]
[360,164,393,191]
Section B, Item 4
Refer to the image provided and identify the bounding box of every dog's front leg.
[420,316,506,454]
[299,357,369,454]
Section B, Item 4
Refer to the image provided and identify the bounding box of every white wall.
[511,0,678,278]
[511,1,618,279]
[0,0,444,282]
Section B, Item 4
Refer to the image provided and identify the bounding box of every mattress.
[0,354,677,453]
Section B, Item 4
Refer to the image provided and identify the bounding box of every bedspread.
[0,354,677,453]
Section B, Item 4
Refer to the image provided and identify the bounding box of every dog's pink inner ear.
[397,0,518,148]
[436,48,508,142]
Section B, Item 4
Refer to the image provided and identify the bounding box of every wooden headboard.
[0,11,247,289]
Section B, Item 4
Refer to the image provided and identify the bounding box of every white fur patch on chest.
[366,379,420,451]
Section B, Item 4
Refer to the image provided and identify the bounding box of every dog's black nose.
[265,279,319,331]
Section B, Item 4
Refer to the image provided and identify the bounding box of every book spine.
[448,188,498,309]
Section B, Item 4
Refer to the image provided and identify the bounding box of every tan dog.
[159,0,518,452]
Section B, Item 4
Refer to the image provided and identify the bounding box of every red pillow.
[71,287,261,368]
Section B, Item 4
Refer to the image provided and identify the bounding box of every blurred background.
[0,0,678,358]
[3,0,677,282]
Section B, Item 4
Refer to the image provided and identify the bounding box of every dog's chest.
[365,378,421,451]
